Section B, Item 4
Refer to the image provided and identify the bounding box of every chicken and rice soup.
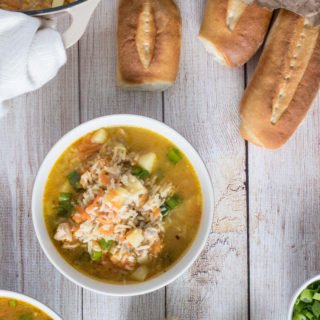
[0,297,52,320]
[44,127,202,283]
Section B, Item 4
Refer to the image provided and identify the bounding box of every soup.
[0,297,52,320]
[0,0,76,11]
[44,127,202,283]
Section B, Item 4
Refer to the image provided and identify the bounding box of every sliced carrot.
[85,192,103,212]
[99,226,114,236]
[76,207,91,219]
[99,173,110,185]
[138,194,148,207]
[96,217,113,225]
[152,208,160,219]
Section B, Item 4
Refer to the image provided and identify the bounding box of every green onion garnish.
[301,290,314,303]
[165,195,183,209]
[8,299,17,307]
[167,148,182,164]
[57,192,73,217]
[160,195,183,218]
[67,171,83,192]
[131,166,149,179]
[91,250,102,261]
[160,204,170,217]
[98,239,113,251]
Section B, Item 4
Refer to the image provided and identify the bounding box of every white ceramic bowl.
[288,275,320,319]
[32,114,214,296]
[0,290,61,319]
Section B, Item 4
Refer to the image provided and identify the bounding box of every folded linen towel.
[0,9,67,117]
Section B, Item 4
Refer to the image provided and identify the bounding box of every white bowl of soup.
[0,290,61,319]
[32,114,214,296]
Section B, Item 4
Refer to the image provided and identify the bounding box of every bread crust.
[199,0,272,67]
[240,10,320,149]
[117,0,182,90]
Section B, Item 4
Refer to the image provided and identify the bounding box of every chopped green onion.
[91,250,102,261]
[305,311,315,320]
[19,314,33,320]
[59,192,72,203]
[294,301,306,312]
[160,204,170,217]
[99,239,113,251]
[160,195,183,218]
[301,290,314,303]
[8,299,17,307]
[165,195,183,210]
[67,171,83,192]
[293,314,307,320]
[312,301,320,317]
[131,166,149,179]
[167,148,182,164]
[57,192,73,217]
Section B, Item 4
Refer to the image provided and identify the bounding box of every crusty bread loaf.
[117,0,182,91]
[199,0,272,67]
[240,10,320,149]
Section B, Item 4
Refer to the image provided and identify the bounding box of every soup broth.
[0,297,52,320]
[44,127,202,283]
[0,0,76,11]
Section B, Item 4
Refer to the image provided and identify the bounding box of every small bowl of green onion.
[288,275,320,320]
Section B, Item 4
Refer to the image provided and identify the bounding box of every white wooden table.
[1,1,320,319]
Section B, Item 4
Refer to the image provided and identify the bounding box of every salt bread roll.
[240,10,320,149]
[199,0,272,67]
[117,0,182,91]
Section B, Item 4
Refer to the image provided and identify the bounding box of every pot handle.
[62,0,101,49]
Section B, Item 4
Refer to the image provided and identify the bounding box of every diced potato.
[137,152,157,173]
[131,266,149,281]
[137,255,150,265]
[91,129,108,144]
[126,229,144,247]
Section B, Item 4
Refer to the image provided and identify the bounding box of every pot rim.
[21,0,87,16]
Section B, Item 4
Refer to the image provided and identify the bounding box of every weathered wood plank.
[248,48,320,319]
[79,2,165,319]
[0,20,82,319]
[164,1,248,319]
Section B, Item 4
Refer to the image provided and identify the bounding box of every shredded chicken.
[54,143,174,271]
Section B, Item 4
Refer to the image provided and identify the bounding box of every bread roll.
[240,10,320,149]
[199,0,272,67]
[117,0,182,91]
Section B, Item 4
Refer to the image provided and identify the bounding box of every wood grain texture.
[164,1,248,319]
[247,54,320,319]
[0,19,82,319]
[2,1,320,320]
[79,1,165,319]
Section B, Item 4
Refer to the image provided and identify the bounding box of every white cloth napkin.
[0,10,67,117]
